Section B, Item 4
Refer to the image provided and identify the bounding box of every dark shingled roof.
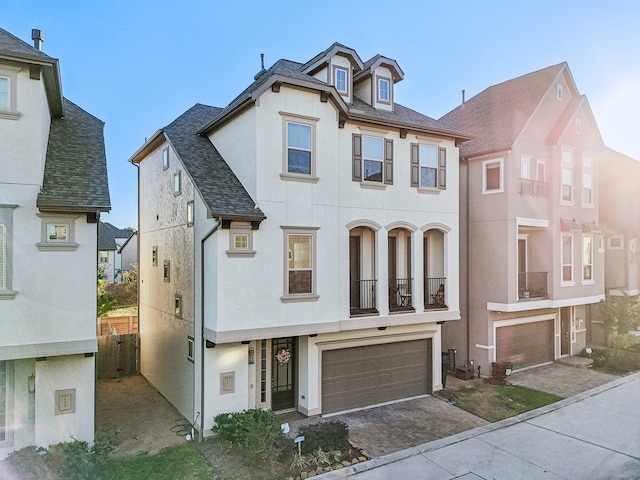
[98,221,117,250]
[441,63,566,157]
[0,27,51,60]
[164,104,265,221]
[101,222,135,239]
[37,98,111,212]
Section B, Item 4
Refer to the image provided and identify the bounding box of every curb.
[315,371,640,479]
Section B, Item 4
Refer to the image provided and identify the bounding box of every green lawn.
[453,384,563,422]
[101,444,212,480]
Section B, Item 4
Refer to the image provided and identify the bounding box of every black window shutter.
[410,143,419,187]
[438,147,447,190]
[352,134,362,182]
[384,139,393,185]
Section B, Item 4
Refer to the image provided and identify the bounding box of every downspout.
[463,156,471,365]
[198,219,220,442]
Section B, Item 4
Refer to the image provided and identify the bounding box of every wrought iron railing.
[424,277,447,309]
[388,278,413,311]
[350,279,377,315]
[518,271,548,299]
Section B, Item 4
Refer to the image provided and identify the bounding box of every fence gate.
[97,333,140,379]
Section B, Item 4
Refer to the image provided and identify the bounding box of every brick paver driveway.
[508,363,619,397]
[289,395,488,458]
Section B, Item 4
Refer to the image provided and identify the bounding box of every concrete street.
[318,372,640,479]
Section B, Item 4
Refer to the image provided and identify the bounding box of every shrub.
[297,421,350,455]
[212,409,290,465]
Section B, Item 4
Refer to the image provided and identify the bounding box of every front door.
[271,337,296,411]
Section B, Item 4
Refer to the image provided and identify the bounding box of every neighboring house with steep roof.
[0,27,110,457]
[440,63,606,372]
[98,221,135,283]
[118,230,138,275]
[130,42,471,436]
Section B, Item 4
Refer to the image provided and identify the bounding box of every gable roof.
[98,221,117,250]
[198,44,471,144]
[301,42,364,75]
[0,27,63,117]
[441,63,567,157]
[355,54,404,84]
[37,98,111,214]
[131,104,265,223]
[101,222,135,239]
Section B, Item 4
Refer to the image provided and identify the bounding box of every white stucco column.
[376,228,389,316]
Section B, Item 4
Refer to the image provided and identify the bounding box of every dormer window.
[377,77,390,104]
[334,66,348,95]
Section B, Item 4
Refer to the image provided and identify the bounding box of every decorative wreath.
[276,349,292,365]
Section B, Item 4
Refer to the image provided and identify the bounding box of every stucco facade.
[133,43,469,436]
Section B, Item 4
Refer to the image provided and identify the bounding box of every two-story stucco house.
[440,63,606,373]
[0,28,110,457]
[98,221,135,283]
[131,43,471,436]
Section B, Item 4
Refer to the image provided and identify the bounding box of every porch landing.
[555,355,594,368]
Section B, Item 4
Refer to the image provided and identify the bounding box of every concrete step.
[555,355,593,368]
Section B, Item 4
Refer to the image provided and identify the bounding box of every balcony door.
[518,237,527,293]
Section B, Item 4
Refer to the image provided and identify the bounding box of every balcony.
[424,277,447,309]
[389,278,413,312]
[519,178,549,198]
[350,279,377,315]
[518,271,549,300]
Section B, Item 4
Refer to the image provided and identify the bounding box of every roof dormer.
[301,42,363,104]
[354,55,404,112]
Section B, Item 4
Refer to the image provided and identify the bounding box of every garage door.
[321,339,432,414]
[496,320,554,369]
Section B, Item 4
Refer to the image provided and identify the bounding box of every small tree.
[599,293,640,351]
[97,267,117,317]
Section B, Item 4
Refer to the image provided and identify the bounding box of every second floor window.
[411,144,447,190]
[363,136,384,182]
[582,156,593,205]
[0,224,5,290]
[482,159,503,194]
[287,122,312,175]
[174,172,181,195]
[0,77,8,108]
[287,234,313,295]
[561,149,573,203]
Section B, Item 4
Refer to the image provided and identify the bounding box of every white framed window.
[0,66,20,120]
[162,147,169,170]
[0,360,7,443]
[175,294,182,318]
[377,76,390,103]
[557,84,563,100]
[334,66,348,95]
[281,113,318,181]
[482,158,504,194]
[99,250,108,264]
[536,159,546,181]
[608,235,624,250]
[419,145,438,187]
[561,148,574,203]
[0,77,7,108]
[576,118,581,134]
[562,233,574,284]
[0,205,14,296]
[38,215,77,251]
[363,135,384,182]
[282,227,319,301]
[163,260,170,282]
[410,144,446,190]
[582,156,593,206]
[583,235,593,282]
[0,224,5,291]
[187,336,194,363]
[174,171,181,195]
[287,122,312,174]
[152,246,158,266]
[521,155,531,179]
[227,222,255,257]
[187,201,194,227]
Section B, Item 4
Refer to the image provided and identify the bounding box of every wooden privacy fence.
[97,315,138,335]
[97,333,140,379]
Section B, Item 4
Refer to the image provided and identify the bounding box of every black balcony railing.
[350,279,377,315]
[424,277,447,309]
[518,271,548,299]
[389,278,413,311]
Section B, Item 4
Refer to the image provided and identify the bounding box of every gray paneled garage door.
[321,339,432,414]
[496,320,554,369]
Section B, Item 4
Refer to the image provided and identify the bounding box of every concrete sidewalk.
[318,372,640,479]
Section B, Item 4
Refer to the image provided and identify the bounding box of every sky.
[2,1,639,229]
